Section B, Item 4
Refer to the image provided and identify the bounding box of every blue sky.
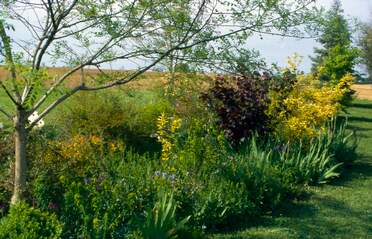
[253,0,372,72]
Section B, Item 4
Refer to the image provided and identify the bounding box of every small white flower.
[28,111,45,129]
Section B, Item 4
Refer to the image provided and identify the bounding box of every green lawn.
[215,99,372,239]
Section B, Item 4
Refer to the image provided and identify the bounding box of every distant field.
[0,66,168,90]
[351,84,372,100]
[2,66,371,99]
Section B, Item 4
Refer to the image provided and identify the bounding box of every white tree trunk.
[11,110,28,204]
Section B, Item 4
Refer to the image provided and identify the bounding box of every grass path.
[216,99,372,239]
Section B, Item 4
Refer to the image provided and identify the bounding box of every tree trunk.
[11,110,28,204]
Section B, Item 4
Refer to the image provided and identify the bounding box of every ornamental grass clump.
[278,139,343,185]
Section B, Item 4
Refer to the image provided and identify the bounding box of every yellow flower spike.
[170,118,182,133]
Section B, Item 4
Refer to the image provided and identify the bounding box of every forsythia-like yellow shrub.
[271,73,354,140]
[42,134,125,169]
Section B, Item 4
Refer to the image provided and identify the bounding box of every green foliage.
[317,45,359,84]
[142,192,190,239]
[278,140,342,185]
[168,121,295,230]
[311,0,358,84]
[54,90,173,154]
[324,118,358,166]
[0,202,62,239]
[32,151,158,238]
[1,76,358,238]
[359,21,372,79]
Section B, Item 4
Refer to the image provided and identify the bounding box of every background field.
[351,84,372,100]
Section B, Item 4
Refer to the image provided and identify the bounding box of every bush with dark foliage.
[203,73,271,144]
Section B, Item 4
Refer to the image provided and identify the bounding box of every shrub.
[202,74,271,144]
[31,151,158,238]
[269,74,347,140]
[53,90,173,154]
[0,202,62,239]
[168,123,296,230]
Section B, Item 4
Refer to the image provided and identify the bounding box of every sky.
[5,0,372,73]
[254,0,372,72]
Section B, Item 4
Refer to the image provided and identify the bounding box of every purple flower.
[48,202,58,210]
[169,174,176,181]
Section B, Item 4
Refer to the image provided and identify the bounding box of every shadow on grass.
[346,125,372,132]
[218,192,372,239]
[215,153,372,238]
[329,155,372,187]
[350,102,372,110]
[338,115,372,124]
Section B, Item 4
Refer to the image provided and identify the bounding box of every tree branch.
[0,20,22,103]
[0,107,12,120]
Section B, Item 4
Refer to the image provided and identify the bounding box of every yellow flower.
[90,135,103,145]
[170,118,182,133]
[109,143,118,152]
[270,73,343,140]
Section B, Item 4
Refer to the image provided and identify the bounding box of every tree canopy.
[311,0,359,84]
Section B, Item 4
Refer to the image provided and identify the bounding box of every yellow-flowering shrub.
[39,134,125,174]
[270,73,354,140]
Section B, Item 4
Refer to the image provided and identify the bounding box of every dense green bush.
[0,202,62,239]
[167,121,297,230]
[54,90,173,154]
[32,151,158,238]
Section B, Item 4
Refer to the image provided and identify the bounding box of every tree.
[0,0,320,204]
[149,0,209,97]
[359,19,372,80]
[311,0,358,84]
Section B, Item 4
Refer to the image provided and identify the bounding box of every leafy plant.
[279,139,342,185]
[142,192,190,239]
[202,74,271,144]
[269,74,348,140]
[311,0,359,84]
[323,118,357,166]
[0,202,62,239]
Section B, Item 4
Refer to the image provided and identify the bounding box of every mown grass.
[214,99,372,239]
